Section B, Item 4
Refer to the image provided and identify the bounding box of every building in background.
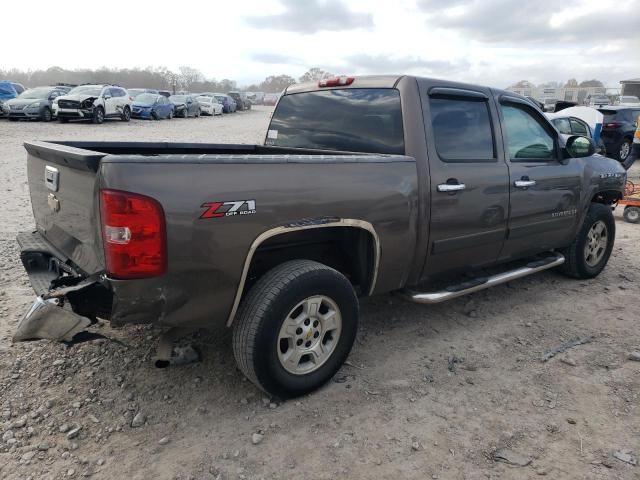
[507,82,607,105]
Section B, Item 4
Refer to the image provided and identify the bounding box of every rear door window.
[268,89,404,154]
[428,97,495,162]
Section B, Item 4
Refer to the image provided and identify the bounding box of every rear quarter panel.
[100,155,418,328]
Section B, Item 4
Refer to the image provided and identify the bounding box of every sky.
[2,0,639,89]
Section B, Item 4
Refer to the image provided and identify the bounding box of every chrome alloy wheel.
[277,295,342,375]
[584,220,608,267]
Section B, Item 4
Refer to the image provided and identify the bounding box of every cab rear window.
[267,89,404,155]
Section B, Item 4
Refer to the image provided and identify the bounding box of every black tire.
[92,107,104,124]
[151,110,159,121]
[121,106,131,122]
[233,260,359,399]
[182,107,189,118]
[42,108,52,122]
[623,206,640,224]
[558,203,615,279]
[616,139,632,161]
[58,117,69,123]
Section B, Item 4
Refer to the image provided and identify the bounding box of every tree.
[298,68,333,83]
[565,78,578,88]
[178,66,204,90]
[579,79,604,87]
[260,75,296,93]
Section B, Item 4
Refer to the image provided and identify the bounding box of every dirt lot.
[1,109,639,480]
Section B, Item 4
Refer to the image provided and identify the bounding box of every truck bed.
[24,140,419,329]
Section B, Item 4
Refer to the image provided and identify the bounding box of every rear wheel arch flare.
[226,219,380,327]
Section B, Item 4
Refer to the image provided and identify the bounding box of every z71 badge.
[200,200,256,219]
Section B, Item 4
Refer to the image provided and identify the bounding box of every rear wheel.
[182,107,189,118]
[233,260,359,398]
[42,108,52,122]
[623,206,640,224]
[617,139,632,161]
[558,203,615,279]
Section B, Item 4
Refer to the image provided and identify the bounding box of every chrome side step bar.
[402,252,565,305]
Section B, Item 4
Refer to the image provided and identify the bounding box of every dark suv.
[598,106,640,162]
[228,91,252,111]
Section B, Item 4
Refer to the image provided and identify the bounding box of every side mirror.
[565,135,595,158]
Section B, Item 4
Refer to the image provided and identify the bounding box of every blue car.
[131,93,174,120]
[0,80,18,118]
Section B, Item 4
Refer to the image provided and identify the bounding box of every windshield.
[268,88,405,155]
[135,93,158,104]
[18,88,51,99]
[170,95,186,102]
[69,85,103,96]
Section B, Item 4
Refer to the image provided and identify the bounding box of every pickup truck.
[15,75,626,398]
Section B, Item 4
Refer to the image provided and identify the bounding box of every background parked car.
[158,90,172,98]
[549,115,606,155]
[0,80,18,118]
[56,85,131,124]
[127,88,159,100]
[131,93,174,120]
[246,91,264,105]
[196,95,222,116]
[617,95,640,107]
[228,91,251,111]
[10,82,25,95]
[6,86,70,122]
[170,94,201,118]
[213,94,236,113]
[599,106,640,162]
[263,93,280,106]
[587,94,610,107]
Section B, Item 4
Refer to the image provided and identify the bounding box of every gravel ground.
[0,108,639,480]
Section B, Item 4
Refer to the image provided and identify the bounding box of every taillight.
[318,76,354,88]
[603,122,622,129]
[99,189,166,279]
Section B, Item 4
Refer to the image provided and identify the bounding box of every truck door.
[418,83,510,281]
[496,94,582,261]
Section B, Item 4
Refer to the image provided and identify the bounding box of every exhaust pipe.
[153,327,201,368]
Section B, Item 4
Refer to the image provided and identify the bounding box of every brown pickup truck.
[15,75,626,397]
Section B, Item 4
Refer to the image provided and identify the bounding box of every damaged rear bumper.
[15,231,112,343]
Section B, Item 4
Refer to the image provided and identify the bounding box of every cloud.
[341,54,470,76]
[250,52,301,65]
[244,0,373,34]
[417,0,639,45]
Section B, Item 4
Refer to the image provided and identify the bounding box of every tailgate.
[24,141,107,274]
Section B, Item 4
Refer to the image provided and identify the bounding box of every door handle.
[514,178,536,188]
[437,183,466,192]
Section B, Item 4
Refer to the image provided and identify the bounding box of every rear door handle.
[514,179,536,188]
[437,183,466,192]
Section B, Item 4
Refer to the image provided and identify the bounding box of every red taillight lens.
[318,76,354,88]
[99,189,166,279]
[603,122,622,129]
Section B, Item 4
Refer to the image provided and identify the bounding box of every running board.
[402,252,565,304]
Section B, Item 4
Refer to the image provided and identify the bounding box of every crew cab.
[15,75,626,398]
[55,84,132,124]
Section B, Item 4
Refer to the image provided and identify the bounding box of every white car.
[617,95,640,107]
[197,96,223,116]
[55,85,132,124]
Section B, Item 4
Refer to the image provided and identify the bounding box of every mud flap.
[13,296,92,342]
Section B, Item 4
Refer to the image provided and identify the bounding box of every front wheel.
[233,260,359,398]
[92,107,104,124]
[558,203,615,279]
